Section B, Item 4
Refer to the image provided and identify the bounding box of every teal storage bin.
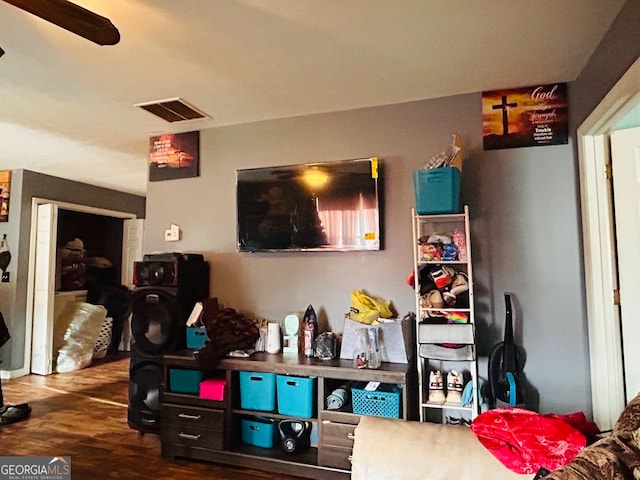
[414,167,461,214]
[241,416,278,449]
[276,375,316,418]
[186,326,208,349]
[239,371,276,411]
[169,368,203,394]
[351,382,402,419]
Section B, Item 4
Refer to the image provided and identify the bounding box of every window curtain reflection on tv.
[316,192,377,248]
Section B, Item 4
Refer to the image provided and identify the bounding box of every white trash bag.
[54,301,108,373]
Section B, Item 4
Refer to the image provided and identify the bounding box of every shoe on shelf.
[428,370,446,403]
[446,415,471,426]
[445,370,464,404]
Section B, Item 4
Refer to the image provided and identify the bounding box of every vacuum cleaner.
[487,292,526,409]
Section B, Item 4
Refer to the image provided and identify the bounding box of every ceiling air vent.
[135,98,209,123]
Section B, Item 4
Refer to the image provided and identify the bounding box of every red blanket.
[471,408,591,474]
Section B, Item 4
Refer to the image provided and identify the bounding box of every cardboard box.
[339,317,414,364]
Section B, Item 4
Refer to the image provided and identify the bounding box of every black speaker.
[127,343,164,433]
[128,254,209,433]
[133,252,206,288]
[130,286,186,354]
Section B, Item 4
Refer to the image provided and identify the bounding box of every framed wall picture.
[148,131,200,182]
[0,171,11,222]
[482,83,568,150]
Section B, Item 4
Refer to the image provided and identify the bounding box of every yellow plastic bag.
[349,290,393,325]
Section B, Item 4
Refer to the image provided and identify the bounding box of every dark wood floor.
[0,354,306,480]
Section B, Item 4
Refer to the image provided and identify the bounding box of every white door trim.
[579,56,640,429]
[19,197,137,378]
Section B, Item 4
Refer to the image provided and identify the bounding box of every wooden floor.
[0,354,306,480]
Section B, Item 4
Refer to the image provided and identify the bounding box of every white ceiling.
[0,0,625,196]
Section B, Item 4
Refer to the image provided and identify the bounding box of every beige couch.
[350,415,531,480]
[351,394,640,480]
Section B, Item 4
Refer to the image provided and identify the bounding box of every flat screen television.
[236,157,382,252]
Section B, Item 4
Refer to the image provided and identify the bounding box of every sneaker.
[446,415,471,427]
[445,415,461,425]
[428,370,445,403]
[0,403,31,425]
[445,370,463,404]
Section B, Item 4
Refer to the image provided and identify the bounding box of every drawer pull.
[178,413,201,420]
[348,455,353,464]
[347,433,355,440]
[178,432,201,441]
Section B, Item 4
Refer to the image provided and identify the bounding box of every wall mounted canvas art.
[0,171,11,222]
[482,83,568,150]
[149,131,200,182]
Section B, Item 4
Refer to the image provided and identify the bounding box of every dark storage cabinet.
[161,350,416,479]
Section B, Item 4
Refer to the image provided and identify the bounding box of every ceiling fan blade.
[3,0,120,46]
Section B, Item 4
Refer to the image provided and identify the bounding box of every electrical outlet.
[164,230,173,241]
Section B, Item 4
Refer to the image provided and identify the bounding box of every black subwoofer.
[130,286,185,354]
[128,344,164,433]
[127,253,209,434]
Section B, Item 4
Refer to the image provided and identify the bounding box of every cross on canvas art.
[482,83,568,150]
[148,131,200,181]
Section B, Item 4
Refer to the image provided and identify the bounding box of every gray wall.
[142,0,640,417]
[143,94,581,414]
[0,169,145,371]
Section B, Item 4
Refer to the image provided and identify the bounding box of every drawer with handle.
[162,403,224,431]
[160,422,224,451]
[321,420,356,448]
[318,444,352,470]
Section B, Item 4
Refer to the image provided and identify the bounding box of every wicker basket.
[93,317,113,359]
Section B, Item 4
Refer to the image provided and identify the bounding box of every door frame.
[21,197,137,377]
[578,56,640,429]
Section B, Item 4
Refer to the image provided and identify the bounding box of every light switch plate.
[170,223,180,241]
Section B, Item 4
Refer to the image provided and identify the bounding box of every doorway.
[579,56,640,430]
[25,198,143,377]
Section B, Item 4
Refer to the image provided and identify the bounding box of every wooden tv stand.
[161,350,416,479]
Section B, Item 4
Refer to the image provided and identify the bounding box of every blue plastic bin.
[241,416,278,449]
[414,167,461,214]
[186,326,208,349]
[239,371,276,411]
[351,382,402,419]
[169,368,203,394]
[276,375,316,418]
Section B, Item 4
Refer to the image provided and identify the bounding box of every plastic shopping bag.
[54,301,108,373]
[349,290,393,325]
